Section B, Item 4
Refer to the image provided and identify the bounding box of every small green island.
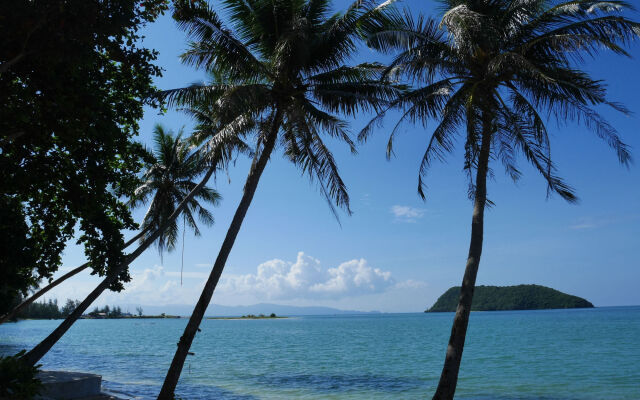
[208,313,288,320]
[427,284,594,312]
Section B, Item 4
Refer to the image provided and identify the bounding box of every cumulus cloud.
[218,252,397,299]
[391,205,426,222]
[118,266,181,304]
[165,271,208,279]
[46,253,426,310]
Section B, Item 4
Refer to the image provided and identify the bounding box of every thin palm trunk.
[1,263,88,325]
[432,117,492,400]
[21,167,217,366]
[181,214,185,286]
[157,109,283,400]
[0,228,149,325]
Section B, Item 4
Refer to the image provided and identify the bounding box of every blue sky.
[46,0,640,312]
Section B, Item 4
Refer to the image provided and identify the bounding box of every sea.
[1,307,639,399]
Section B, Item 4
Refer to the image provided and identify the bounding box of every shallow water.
[1,307,639,399]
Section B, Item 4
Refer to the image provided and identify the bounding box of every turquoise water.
[1,307,639,399]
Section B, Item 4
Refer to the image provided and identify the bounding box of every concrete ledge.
[37,371,102,400]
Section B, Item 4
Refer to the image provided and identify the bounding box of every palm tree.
[362,1,639,399]
[130,124,221,255]
[156,0,400,397]
[1,125,233,325]
[21,126,224,365]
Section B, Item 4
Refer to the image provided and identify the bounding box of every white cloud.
[218,252,397,299]
[165,271,209,279]
[568,214,640,230]
[45,254,427,312]
[46,265,189,307]
[390,205,426,223]
[117,266,182,304]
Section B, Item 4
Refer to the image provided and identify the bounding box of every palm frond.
[417,84,470,199]
[173,0,271,81]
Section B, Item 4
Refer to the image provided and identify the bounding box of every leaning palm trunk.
[21,167,216,366]
[0,228,149,325]
[432,123,492,400]
[158,110,282,399]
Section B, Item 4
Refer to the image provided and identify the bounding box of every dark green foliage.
[88,305,124,318]
[17,299,62,320]
[60,299,81,318]
[0,350,42,399]
[0,198,41,317]
[427,285,594,312]
[239,314,278,319]
[0,0,169,313]
[14,298,84,319]
[15,298,81,320]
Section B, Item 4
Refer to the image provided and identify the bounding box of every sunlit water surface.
[1,307,639,399]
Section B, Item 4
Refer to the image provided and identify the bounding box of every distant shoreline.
[207,314,288,320]
[81,314,181,319]
[10,306,640,322]
[207,316,289,320]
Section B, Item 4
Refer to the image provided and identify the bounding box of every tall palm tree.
[130,124,221,254]
[156,0,400,397]
[21,126,224,366]
[362,1,639,399]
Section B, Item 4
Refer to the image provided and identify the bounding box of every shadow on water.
[0,344,27,356]
[458,395,584,400]
[251,374,585,400]
[104,378,586,400]
[104,381,259,400]
[252,373,426,393]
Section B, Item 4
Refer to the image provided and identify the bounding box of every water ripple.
[252,373,425,392]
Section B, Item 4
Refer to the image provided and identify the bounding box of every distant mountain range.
[117,303,380,317]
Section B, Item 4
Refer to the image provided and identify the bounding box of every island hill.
[427,284,594,312]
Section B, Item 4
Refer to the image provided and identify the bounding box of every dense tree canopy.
[428,284,594,312]
[0,0,169,313]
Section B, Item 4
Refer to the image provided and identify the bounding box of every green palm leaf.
[129,124,221,254]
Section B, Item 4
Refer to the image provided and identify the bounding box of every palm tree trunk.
[432,119,492,400]
[0,228,149,325]
[157,109,283,400]
[21,167,217,366]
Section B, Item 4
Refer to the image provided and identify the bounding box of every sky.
[44,0,640,313]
